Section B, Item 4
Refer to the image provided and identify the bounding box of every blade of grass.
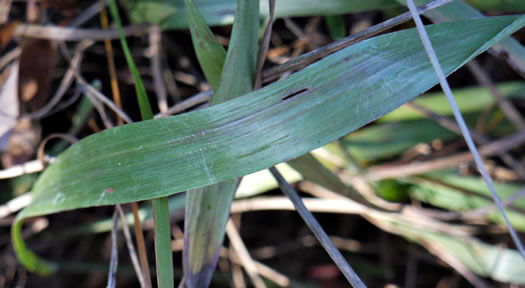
[108,0,152,120]
[269,167,366,287]
[406,0,525,258]
[100,3,152,286]
[107,209,119,288]
[108,0,172,287]
[152,197,173,288]
[12,16,525,275]
[185,0,226,91]
[183,0,259,286]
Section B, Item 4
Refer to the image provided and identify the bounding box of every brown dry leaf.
[18,38,57,113]
[1,37,57,167]
[0,60,40,168]
[2,117,41,168]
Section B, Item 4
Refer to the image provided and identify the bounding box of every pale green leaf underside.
[122,0,399,29]
[17,16,525,221]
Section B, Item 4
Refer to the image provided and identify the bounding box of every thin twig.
[419,240,488,288]
[83,83,115,129]
[299,181,473,235]
[177,275,186,288]
[467,60,525,131]
[269,167,366,287]
[262,0,454,82]
[0,159,48,180]
[76,75,134,124]
[231,194,471,237]
[460,187,525,220]
[99,6,152,285]
[358,121,525,182]
[406,0,525,258]
[100,2,124,126]
[130,202,152,288]
[0,193,31,218]
[106,209,119,288]
[68,0,106,28]
[14,23,150,41]
[116,205,148,288]
[0,47,21,71]
[253,0,275,90]
[148,26,168,113]
[154,91,211,118]
[36,133,78,165]
[225,220,266,288]
[25,41,90,119]
[406,102,525,179]
[220,248,290,287]
[55,40,127,126]
[0,0,12,24]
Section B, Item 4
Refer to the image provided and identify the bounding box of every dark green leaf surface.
[183,0,259,286]
[13,16,525,274]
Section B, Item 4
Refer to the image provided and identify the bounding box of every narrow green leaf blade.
[210,0,258,105]
[407,173,525,230]
[183,0,259,286]
[108,0,153,120]
[185,0,227,91]
[13,16,525,274]
[184,180,239,287]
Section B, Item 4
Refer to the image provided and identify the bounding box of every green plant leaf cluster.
[12,15,525,278]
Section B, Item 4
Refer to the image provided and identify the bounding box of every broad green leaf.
[184,0,259,286]
[406,173,525,230]
[110,1,167,286]
[185,0,226,91]
[13,16,525,274]
[121,0,399,29]
[403,0,525,79]
[335,82,525,162]
[61,165,300,237]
